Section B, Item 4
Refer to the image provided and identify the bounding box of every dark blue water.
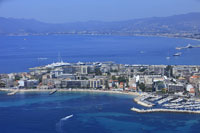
[0,35,200,73]
[0,91,199,133]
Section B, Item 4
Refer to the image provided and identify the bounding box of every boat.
[173,52,182,56]
[186,44,193,48]
[49,89,57,95]
[61,115,73,121]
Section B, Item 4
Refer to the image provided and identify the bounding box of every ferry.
[45,61,70,68]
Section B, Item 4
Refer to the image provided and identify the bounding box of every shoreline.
[4,33,200,42]
[0,88,140,97]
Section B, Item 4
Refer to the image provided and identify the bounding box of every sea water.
[0,35,200,73]
[0,91,199,133]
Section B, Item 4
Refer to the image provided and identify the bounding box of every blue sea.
[1,35,200,133]
[0,91,199,133]
[0,35,200,73]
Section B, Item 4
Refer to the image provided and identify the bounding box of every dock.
[49,89,57,95]
[7,90,18,95]
[131,107,200,114]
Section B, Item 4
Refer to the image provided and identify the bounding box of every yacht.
[173,52,182,56]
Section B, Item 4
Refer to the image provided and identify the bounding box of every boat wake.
[56,115,73,133]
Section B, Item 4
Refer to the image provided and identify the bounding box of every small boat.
[49,89,57,95]
[166,57,170,60]
[173,52,182,56]
[61,115,73,121]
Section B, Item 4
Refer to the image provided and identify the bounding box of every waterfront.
[0,35,200,73]
[1,35,200,133]
[1,91,200,133]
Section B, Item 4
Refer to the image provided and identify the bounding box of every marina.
[132,93,200,114]
[131,107,200,114]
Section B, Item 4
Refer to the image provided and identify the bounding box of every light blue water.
[0,35,200,73]
[0,91,199,133]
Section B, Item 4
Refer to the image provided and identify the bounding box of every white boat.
[61,115,73,121]
[45,61,70,68]
[173,52,182,56]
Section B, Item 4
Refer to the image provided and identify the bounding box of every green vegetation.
[138,82,146,92]
[118,76,128,83]
[0,82,5,87]
[95,68,102,75]
[165,65,174,77]
[112,76,117,80]
[139,68,146,72]
[14,75,21,81]
[110,69,118,72]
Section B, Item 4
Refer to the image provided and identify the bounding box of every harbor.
[131,107,200,114]
[132,93,200,114]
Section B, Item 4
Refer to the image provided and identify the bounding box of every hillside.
[0,12,200,38]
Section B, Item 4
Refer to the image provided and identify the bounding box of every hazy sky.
[0,0,200,23]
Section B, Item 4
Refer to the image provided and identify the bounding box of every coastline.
[5,33,200,42]
[2,88,200,114]
[0,88,140,97]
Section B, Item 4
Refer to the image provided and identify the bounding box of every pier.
[131,107,200,114]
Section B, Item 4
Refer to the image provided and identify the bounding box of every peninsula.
[1,61,200,113]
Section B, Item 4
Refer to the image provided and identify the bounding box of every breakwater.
[133,97,154,107]
[131,107,200,114]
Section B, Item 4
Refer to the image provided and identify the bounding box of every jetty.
[7,90,18,95]
[49,89,57,95]
[176,44,200,50]
[131,107,200,114]
[134,96,155,107]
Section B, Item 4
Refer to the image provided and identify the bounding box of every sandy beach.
[0,88,140,97]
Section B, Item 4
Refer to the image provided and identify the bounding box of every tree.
[112,76,117,80]
[165,65,173,77]
[95,68,102,75]
[14,75,21,81]
[138,83,146,92]
[118,76,127,83]
[0,82,5,88]
[140,68,147,72]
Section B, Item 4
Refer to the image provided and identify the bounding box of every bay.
[0,91,199,133]
[0,35,200,73]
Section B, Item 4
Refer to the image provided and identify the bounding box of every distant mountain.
[0,12,200,37]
